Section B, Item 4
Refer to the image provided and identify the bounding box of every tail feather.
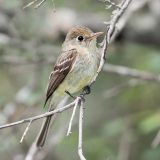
[36,114,55,147]
[36,95,67,147]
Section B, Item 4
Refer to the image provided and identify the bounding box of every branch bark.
[0,100,75,129]
[103,64,160,82]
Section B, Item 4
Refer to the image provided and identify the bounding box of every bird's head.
[64,26,103,50]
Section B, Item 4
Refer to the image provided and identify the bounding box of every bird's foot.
[80,85,91,96]
[79,85,91,103]
[65,85,91,102]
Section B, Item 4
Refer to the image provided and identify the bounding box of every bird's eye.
[77,36,84,42]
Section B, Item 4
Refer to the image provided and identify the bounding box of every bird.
[36,26,103,147]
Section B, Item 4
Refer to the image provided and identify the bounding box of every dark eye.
[77,36,84,41]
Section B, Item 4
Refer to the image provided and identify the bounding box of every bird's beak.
[87,32,104,41]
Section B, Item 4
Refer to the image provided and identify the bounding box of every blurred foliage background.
[0,0,160,160]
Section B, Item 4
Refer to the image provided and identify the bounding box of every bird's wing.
[44,49,77,107]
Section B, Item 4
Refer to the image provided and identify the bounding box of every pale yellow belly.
[56,66,95,95]
[57,73,93,94]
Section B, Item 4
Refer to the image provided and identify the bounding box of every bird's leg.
[65,90,75,99]
[65,85,91,101]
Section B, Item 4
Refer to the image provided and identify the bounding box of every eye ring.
[77,36,84,42]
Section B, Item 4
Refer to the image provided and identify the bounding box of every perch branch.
[0,100,75,129]
[66,97,79,136]
[78,98,86,160]
[91,0,132,86]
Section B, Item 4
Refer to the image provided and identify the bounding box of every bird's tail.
[36,114,56,148]
[36,96,68,147]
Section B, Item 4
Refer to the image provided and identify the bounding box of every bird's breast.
[55,47,100,97]
[62,53,98,93]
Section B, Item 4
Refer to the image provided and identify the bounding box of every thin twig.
[103,0,122,9]
[23,0,39,9]
[0,101,76,129]
[66,98,79,136]
[91,0,132,86]
[151,129,160,148]
[107,0,132,43]
[78,98,86,160]
[23,0,47,9]
[25,96,69,160]
[51,0,56,12]
[103,64,160,82]
[34,0,47,9]
[90,35,107,86]
[20,120,32,143]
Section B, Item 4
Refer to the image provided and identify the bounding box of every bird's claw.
[81,85,91,96]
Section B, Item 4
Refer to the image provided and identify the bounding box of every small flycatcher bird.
[36,26,103,147]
